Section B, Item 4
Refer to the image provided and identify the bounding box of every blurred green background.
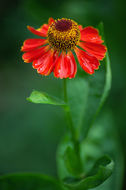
[0,0,126,189]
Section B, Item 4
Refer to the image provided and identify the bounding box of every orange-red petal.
[37,24,49,37]
[78,25,83,31]
[27,25,48,37]
[21,39,47,52]
[27,18,54,37]
[75,48,100,74]
[35,50,56,76]
[48,17,55,25]
[79,41,107,60]
[64,52,77,78]
[54,52,77,79]
[80,26,103,44]
[22,46,49,63]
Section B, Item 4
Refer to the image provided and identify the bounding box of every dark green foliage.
[0,173,64,190]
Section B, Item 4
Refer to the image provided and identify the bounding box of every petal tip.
[21,46,23,51]
[24,59,29,63]
[48,17,55,25]
[22,54,29,63]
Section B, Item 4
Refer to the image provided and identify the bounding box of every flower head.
[21,18,107,78]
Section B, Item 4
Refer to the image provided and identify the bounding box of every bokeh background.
[0,0,126,189]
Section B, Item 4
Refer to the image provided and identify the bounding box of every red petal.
[48,17,55,25]
[37,18,55,37]
[79,41,107,60]
[32,51,48,69]
[21,39,47,52]
[54,53,77,79]
[64,52,77,78]
[80,26,103,44]
[35,50,55,76]
[37,24,49,37]
[54,54,66,79]
[78,25,83,31]
[75,48,100,74]
[28,18,54,37]
[22,46,48,63]
[27,26,47,37]
[33,50,57,69]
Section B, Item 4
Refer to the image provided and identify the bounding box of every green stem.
[63,79,76,141]
[63,79,80,157]
[63,78,68,103]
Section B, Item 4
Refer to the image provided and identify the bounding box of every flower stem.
[63,79,80,156]
[63,79,75,140]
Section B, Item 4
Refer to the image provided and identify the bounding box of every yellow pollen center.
[47,18,80,52]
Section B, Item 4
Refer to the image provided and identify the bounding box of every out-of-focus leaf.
[64,155,114,190]
[67,77,88,137]
[86,22,112,128]
[64,146,82,177]
[57,136,82,180]
[82,47,111,139]
[27,90,66,106]
[67,23,111,140]
[57,136,73,180]
[0,173,64,190]
[80,111,124,190]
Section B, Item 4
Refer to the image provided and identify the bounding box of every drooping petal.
[54,52,77,79]
[22,46,49,63]
[80,26,103,44]
[79,41,107,60]
[64,52,77,78]
[54,53,66,79]
[75,48,100,74]
[35,50,56,76]
[33,50,57,69]
[27,26,48,37]
[21,39,47,52]
[53,51,59,64]
[32,52,48,69]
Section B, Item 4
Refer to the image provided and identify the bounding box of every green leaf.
[57,136,73,180]
[64,146,82,177]
[93,22,111,117]
[82,49,111,139]
[0,173,64,190]
[63,156,114,190]
[27,90,66,106]
[67,77,88,137]
[57,135,114,190]
[67,23,112,139]
[80,111,124,190]
[57,136,82,180]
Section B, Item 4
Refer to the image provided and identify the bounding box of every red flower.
[21,18,107,78]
